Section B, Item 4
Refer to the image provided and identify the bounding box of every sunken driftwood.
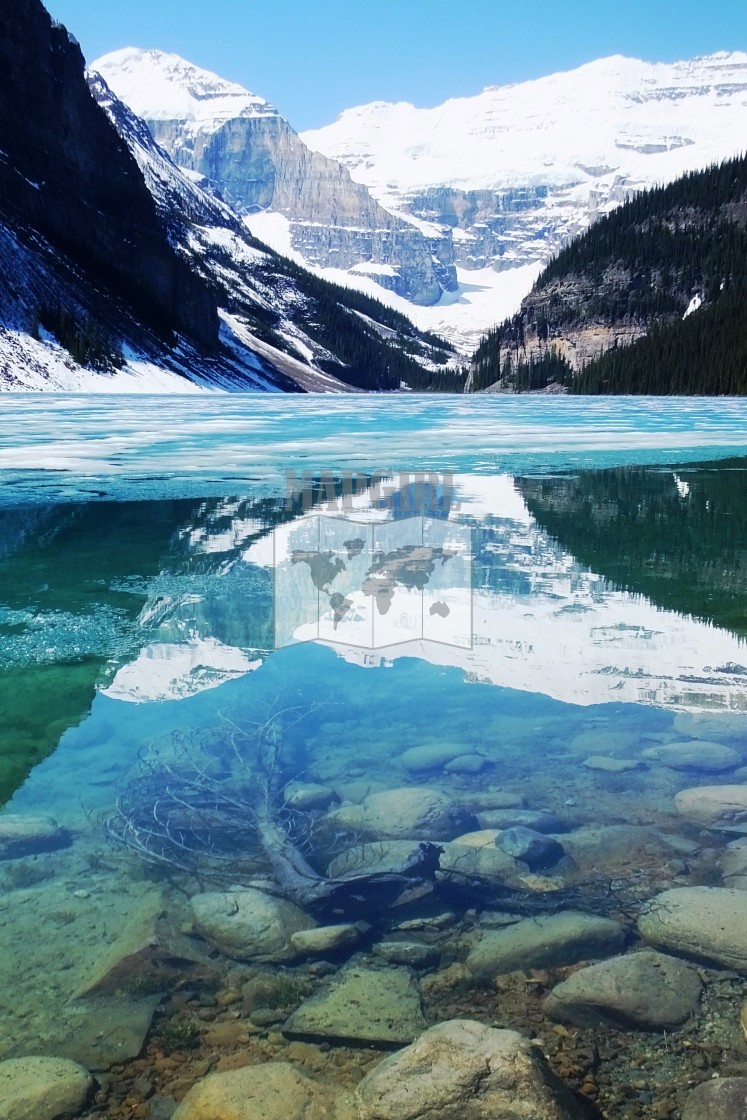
[106,707,442,921]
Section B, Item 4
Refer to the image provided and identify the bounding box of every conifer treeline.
[233,254,462,392]
[470,154,747,395]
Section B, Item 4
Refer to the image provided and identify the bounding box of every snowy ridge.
[298,52,747,342]
[93,47,276,129]
[302,53,747,195]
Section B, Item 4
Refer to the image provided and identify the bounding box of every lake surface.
[1,394,746,1119]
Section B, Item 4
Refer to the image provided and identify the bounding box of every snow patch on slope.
[0,327,210,394]
[93,48,276,130]
[246,211,540,353]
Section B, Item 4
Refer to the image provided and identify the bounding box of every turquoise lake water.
[1,394,746,1118]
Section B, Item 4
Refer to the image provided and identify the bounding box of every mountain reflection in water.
[0,462,746,806]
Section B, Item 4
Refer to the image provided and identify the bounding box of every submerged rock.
[544,949,702,1030]
[73,887,196,998]
[641,740,741,771]
[283,964,426,1045]
[681,1077,747,1120]
[475,808,563,833]
[0,1056,93,1120]
[325,787,475,841]
[721,837,747,889]
[55,994,161,1070]
[444,754,487,774]
[355,1019,592,1120]
[674,712,747,742]
[466,911,625,979]
[558,824,681,875]
[674,786,747,833]
[327,840,428,879]
[172,1062,350,1120]
[0,814,69,860]
[583,755,644,772]
[289,924,362,956]
[399,742,466,773]
[459,791,524,811]
[497,826,565,869]
[638,886,747,970]
[372,940,440,967]
[284,783,336,810]
[190,888,315,962]
[439,837,520,886]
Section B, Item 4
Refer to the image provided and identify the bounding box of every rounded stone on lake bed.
[284,783,336,810]
[190,888,315,962]
[466,911,625,978]
[544,949,702,1030]
[681,1077,747,1120]
[325,786,475,841]
[497,826,564,870]
[399,742,468,772]
[583,755,644,772]
[439,838,521,886]
[674,785,747,832]
[0,1056,93,1120]
[373,939,440,967]
[355,1019,588,1120]
[641,740,741,771]
[171,1062,343,1120]
[283,964,426,1045]
[674,711,747,742]
[458,791,525,811]
[0,814,68,859]
[449,828,502,848]
[475,808,563,833]
[721,837,747,888]
[289,924,362,955]
[638,886,747,970]
[444,753,487,774]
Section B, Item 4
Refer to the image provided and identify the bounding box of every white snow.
[683,293,703,318]
[299,51,747,341]
[0,328,212,394]
[329,474,747,713]
[90,47,747,350]
[246,209,541,352]
[350,261,397,277]
[302,53,747,196]
[92,48,277,130]
[104,637,262,703]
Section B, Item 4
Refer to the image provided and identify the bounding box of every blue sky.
[48,0,747,131]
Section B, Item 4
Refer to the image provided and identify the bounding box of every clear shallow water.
[1,397,746,1118]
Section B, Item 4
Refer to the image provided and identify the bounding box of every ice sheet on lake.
[3,395,747,505]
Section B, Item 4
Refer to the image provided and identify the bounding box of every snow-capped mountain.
[0,0,453,393]
[88,72,454,393]
[302,52,747,347]
[94,48,455,307]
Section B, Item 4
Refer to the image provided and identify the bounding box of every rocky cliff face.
[0,0,219,351]
[94,50,454,306]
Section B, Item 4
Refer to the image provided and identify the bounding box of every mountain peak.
[92,47,277,127]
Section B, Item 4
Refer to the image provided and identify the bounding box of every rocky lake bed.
[1,707,747,1120]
